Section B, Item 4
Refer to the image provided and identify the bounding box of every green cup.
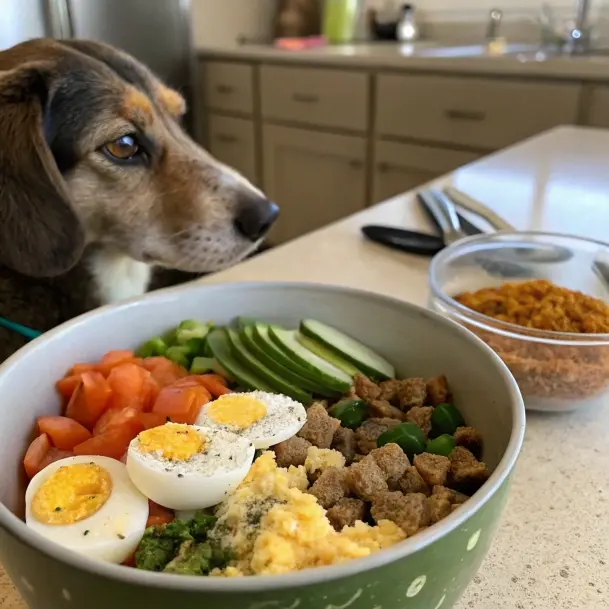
[323,0,360,44]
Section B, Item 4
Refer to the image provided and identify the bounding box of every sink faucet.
[569,0,592,52]
[486,8,503,41]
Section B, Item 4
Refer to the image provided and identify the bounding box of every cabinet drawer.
[207,115,258,186]
[261,65,369,131]
[376,74,581,149]
[202,61,254,115]
[586,85,609,128]
[373,140,479,204]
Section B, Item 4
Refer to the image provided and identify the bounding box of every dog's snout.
[234,194,279,242]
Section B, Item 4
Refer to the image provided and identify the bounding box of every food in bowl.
[453,279,609,403]
[21,316,489,577]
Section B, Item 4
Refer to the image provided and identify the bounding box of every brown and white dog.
[0,38,278,361]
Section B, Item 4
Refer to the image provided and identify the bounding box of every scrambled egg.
[304,447,345,476]
[211,452,405,576]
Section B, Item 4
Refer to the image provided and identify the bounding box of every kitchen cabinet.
[202,61,254,115]
[372,141,480,203]
[207,114,259,186]
[263,125,368,245]
[585,84,609,128]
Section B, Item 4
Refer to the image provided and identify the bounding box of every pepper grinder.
[397,4,420,43]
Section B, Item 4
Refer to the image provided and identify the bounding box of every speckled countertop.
[2,126,608,607]
[198,41,609,82]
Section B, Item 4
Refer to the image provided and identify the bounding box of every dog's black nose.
[234,194,279,241]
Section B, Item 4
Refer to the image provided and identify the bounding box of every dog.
[0,38,279,361]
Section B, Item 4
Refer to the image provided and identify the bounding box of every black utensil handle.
[361,225,444,257]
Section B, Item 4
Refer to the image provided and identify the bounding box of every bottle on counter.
[396,3,420,43]
[322,0,361,44]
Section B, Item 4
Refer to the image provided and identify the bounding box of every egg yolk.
[31,463,112,525]
[137,423,206,461]
[206,395,267,429]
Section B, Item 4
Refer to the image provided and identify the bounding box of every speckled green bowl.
[0,282,525,609]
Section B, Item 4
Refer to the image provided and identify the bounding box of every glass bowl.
[429,232,609,412]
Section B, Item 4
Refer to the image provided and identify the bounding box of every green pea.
[329,399,368,429]
[431,403,466,437]
[377,422,426,459]
[426,434,456,457]
[136,337,168,358]
[165,346,192,369]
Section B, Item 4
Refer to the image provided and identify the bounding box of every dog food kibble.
[454,279,609,333]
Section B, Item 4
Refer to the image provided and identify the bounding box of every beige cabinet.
[376,74,581,150]
[202,61,254,115]
[585,85,609,128]
[372,141,480,203]
[263,125,367,244]
[207,114,258,186]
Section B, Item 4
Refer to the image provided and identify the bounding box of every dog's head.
[0,38,278,278]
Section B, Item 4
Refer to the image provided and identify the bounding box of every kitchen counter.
[198,41,609,81]
[1,126,609,608]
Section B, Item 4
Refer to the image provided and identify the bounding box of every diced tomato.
[106,363,151,412]
[24,433,51,479]
[146,501,174,527]
[141,375,160,413]
[69,362,97,376]
[74,417,144,460]
[56,375,82,401]
[142,357,187,387]
[138,412,167,430]
[97,350,137,377]
[197,373,232,397]
[39,447,73,470]
[93,407,141,437]
[65,371,112,429]
[37,416,92,450]
[152,383,210,425]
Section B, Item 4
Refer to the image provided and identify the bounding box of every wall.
[190,0,608,47]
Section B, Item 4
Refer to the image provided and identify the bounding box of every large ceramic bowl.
[0,282,525,609]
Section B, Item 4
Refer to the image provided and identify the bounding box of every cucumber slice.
[240,326,336,396]
[226,329,313,404]
[253,324,340,398]
[300,319,395,380]
[206,329,274,392]
[296,333,361,377]
[236,316,258,331]
[269,327,352,393]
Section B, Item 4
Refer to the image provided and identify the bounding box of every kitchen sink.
[415,43,538,58]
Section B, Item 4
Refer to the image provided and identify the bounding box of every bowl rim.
[429,230,609,346]
[0,281,526,592]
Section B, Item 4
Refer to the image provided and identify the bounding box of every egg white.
[25,456,149,565]
[126,425,255,511]
[195,391,307,449]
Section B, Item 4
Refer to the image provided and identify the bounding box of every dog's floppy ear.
[0,63,85,277]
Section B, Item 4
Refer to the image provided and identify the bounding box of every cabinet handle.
[216,84,234,94]
[378,162,390,173]
[444,109,486,122]
[216,133,238,143]
[292,92,319,104]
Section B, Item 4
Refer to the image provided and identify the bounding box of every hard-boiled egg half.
[25,456,149,564]
[126,422,254,511]
[195,391,307,449]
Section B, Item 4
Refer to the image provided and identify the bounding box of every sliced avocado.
[296,333,361,377]
[300,319,395,380]
[240,326,337,397]
[206,329,274,392]
[268,327,352,393]
[236,316,259,331]
[226,329,313,404]
[253,324,340,397]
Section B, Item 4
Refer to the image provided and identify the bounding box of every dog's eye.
[103,135,140,162]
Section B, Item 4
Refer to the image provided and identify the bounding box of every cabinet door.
[586,85,609,128]
[263,125,367,245]
[373,141,479,204]
[207,114,258,186]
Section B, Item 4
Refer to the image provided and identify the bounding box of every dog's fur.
[0,38,277,361]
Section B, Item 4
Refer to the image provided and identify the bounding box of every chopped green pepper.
[136,337,168,358]
[176,320,211,344]
[190,356,217,375]
[425,434,456,457]
[165,345,192,369]
[185,337,207,357]
[329,399,368,429]
[377,422,426,459]
[431,403,465,437]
